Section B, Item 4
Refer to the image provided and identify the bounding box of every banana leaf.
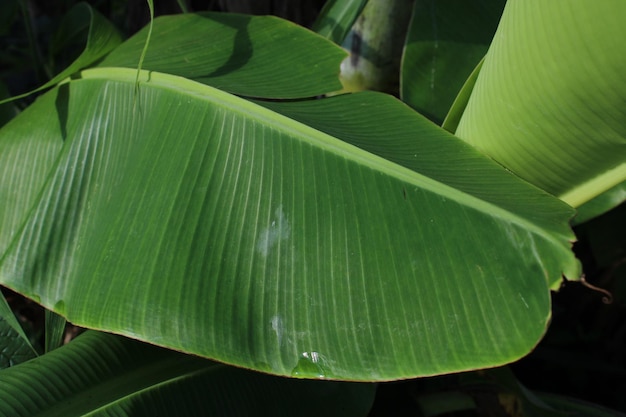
[401,0,505,125]
[0,330,374,416]
[454,0,626,209]
[99,12,347,99]
[0,67,579,380]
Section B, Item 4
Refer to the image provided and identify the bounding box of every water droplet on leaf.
[291,351,332,379]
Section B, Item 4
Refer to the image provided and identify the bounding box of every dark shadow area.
[512,202,626,413]
[54,81,69,140]
[204,14,252,78]
[406,0,506,45]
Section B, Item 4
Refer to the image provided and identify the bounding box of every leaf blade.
[454,0,626,207]
[99,13,347,99]
[0,330,375,416]
[0,68,579,380]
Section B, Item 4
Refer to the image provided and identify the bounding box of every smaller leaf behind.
[400,0,505,125]
[100,12,347,99]
[44,309,66,353]
[0,330,375,417]
[455,0,626,208]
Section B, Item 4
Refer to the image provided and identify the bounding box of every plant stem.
[340,0,414,95]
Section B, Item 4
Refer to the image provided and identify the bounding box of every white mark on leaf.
[257,206,290,257]
[518,293,530,309]
[271,315,283,345]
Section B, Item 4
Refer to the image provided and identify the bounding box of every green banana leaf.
[0,67,579,380]
[454,0,626,209]
[0,330,375,416]
[44,309,66,353]
[256,92,571,233]
[401,0,505,125]
[573,182,626,225]
[441,58,483,133]
[99,12,347,99]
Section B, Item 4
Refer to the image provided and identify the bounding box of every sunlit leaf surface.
[455,0,626,208]
[0,68,579,380]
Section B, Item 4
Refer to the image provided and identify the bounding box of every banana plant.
[0,0,624,414]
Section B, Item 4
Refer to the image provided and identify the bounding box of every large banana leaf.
[454,0,626,209]
[0,330,374,416]
[0,67,579,380]
[573,182,626,225]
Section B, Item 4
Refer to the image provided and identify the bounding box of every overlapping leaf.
[0,330,374,416]
[455,0,626,209]
[401,0,505,124]
[99,12,347,99]
[0,68,579,380]
[574,182,626,225]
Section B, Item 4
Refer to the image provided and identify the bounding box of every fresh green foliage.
[43,310,66,353]
[0,0,624,415]
[0,66,578,380]
[99,12,347,98]
[0,330,374,416]
[574,182,626,225]
[454,0,626,210]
